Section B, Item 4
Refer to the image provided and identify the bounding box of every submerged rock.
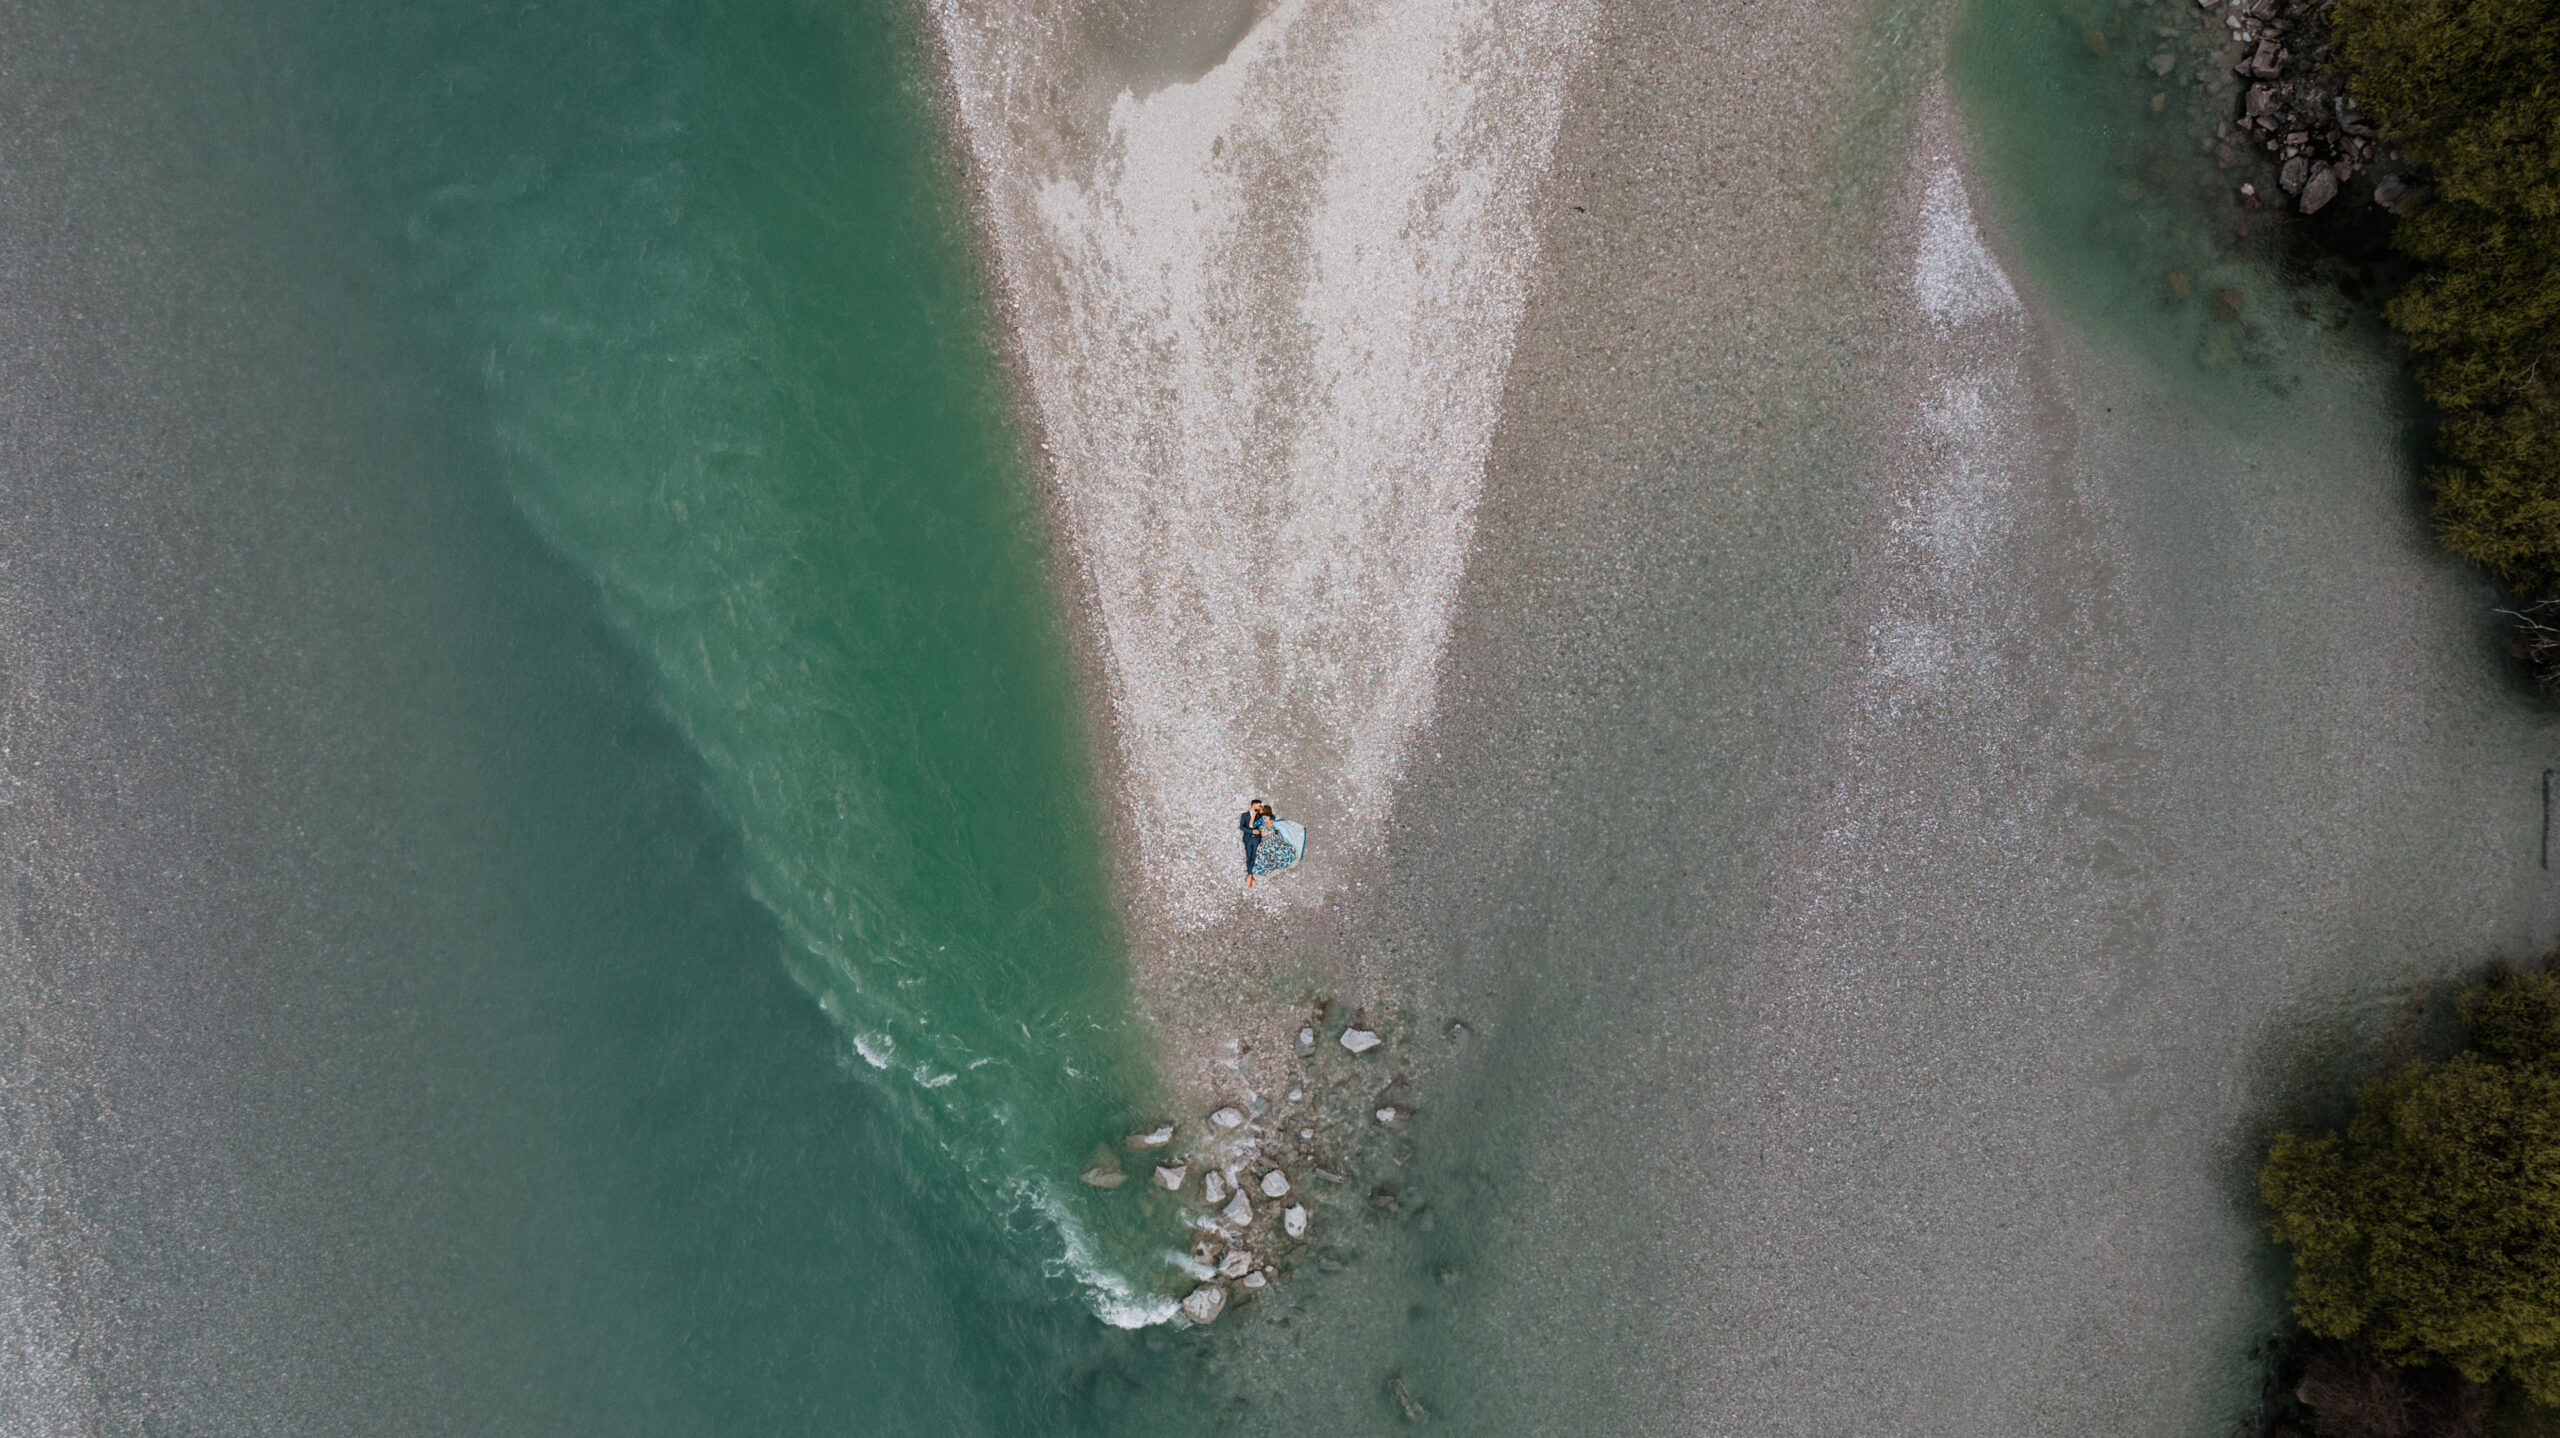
[1283,1203,1309,1237]
[1128,1124,1175,1149]
[1222,1190,1255,1227]
[1154,1163,1188,1190]
[1209,1106,1245,1130]
[1079,1145,1127,1188]
[1389,1375,1430,1424]
[1339,1027,1382,1054]
[1376,1105,1407,1126]
[1181,1285,1227,1324]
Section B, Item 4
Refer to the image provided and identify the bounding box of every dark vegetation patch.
[2323,0,2560,636]
[2257,966,2560,1437]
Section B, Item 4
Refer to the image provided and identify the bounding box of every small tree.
[2261,972,2560,1402]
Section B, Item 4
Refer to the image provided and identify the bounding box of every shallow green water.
[0,0,1204,1427]
[1952,0,2405,403]
[303,0,1194,1318]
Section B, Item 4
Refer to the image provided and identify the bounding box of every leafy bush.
[2261,971,2560,1402]
[2329,0,2560,590]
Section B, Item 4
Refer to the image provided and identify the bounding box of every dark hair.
[1251,798,1266,807]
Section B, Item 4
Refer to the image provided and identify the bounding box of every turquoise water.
[306,0,1192,1319]
[1952,0,2405,401]
[0,0,1205,1427]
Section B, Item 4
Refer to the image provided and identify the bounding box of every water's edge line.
[890,0,1175,1325]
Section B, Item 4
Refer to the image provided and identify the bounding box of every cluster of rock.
[1083,1012,1403,1326]
[2199,0,2410,215]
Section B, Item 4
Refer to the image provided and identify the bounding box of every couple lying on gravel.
[1238,799,1301,888]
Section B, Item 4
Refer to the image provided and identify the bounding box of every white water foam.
[929,0,1590,925]
[1021,1176,1183,1329]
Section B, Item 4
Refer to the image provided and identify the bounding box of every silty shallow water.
[1074,0,2560,1432]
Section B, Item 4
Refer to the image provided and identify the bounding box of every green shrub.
[2261,972,2560,1401]
[2330,0,2560,590]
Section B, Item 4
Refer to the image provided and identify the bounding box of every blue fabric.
[1250,818,1301,877]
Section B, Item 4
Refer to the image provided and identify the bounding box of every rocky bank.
[2195,0,2419,216]
[1079,1001,1425,1327]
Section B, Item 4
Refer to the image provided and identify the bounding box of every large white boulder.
[1339,1028,1382,1054]
[1181,1285,1226,1324]
[1260,1170,1290,1198]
